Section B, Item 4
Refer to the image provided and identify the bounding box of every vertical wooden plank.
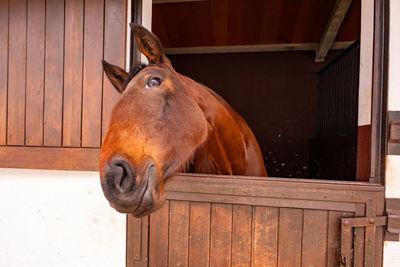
[127,215,142,265]
[340,219,353,267]
[301,210,328,267]
[140,215,149,266]
[149,201,169,267]
[44,0,64,146]
[7,0,27,145]
[327,211,354,267]
[26,0,45,146]
[0,0,9,145]
[210,203,232,267]
[364,225,376,267]
[232,205,252,267]
[252,206,279,267]
[127,215,149,267]
[209,0,229,46]
[353,203,366,267]
[102,0,126,141]
[82,0,104,148]
[169,200,189,267]
[277,208,302,267]
[63,0,83,147]
[374,192,385,267]
[189,202,210,267]
[364,199,376,266]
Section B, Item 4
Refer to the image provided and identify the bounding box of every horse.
[100,24,267,218]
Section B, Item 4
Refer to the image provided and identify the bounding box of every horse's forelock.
[122,63,147,90]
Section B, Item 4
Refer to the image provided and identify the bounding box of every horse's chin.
[108,190,165,217]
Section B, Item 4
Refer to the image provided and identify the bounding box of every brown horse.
[100,24,267,217]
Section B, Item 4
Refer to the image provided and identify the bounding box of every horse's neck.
[181,76,266,176]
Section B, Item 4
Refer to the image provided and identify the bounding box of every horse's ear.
[102,60,128,93]
[130,23,167,65]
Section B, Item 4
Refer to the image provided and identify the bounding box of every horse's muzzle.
[100,156,165,217]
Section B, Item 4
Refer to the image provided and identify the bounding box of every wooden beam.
[153,0,206,4]
[0,146,100,171]
[164,42,353,55]
[315,0,353,62]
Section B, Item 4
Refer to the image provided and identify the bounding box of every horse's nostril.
[109,160,135,194]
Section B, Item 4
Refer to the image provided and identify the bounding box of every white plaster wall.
[384,156,400,266]
[0,168,126,267]
[384,1,400,266]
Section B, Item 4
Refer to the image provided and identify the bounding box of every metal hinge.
[386,198,400,241]
[338,216,387,266]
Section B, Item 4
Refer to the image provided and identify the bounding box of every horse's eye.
[146,77,162,88]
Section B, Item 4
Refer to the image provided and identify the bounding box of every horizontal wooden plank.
[0,146,99,171]
[166,192,356,212]
[165,41,353,55]
[164,175,384,206]
[170,173,384,190]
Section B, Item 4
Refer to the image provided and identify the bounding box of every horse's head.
[100,24,208,217]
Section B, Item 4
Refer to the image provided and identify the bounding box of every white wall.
[0,168,126,267]
[383,0,400,266]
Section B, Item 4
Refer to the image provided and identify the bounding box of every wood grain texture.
[356,125,371,181]
[26,0,45,146]
[102,0,126,140]
[188,202,210,267]
[252,206,278,267]
[63,0,84,147]
[127,215,149,267]
[315,0,353,62]
[277,208,303,267]
[82,0,104,147]
[210,203,232,267]
[353,204,366,267]
[7,0,27,145]
[231,205,252,266]
[301,210,328,267]
[169,200,189,267]
[149,202,169,267]
[153,0,361,48]
[125,174,385,266]
[0,0,9,145]
[44,0,64,146]
[326,211,354,267]
[0,146,99,170]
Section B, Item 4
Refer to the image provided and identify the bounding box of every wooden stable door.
[127,174,385,267]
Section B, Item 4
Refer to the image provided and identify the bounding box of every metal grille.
[315,41,360,138]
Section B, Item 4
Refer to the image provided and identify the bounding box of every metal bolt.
[369,218,375,224]
[344,220,350,226]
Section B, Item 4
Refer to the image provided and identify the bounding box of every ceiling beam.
[153,0,207,4]
[315,0,353,62]
[164,42,353,55]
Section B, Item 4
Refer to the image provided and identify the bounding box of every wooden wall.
[0,0,127,170]
[152,0,361,48]
[127,174,385,267]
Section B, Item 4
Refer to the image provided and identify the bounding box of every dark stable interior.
[152,0,361,180]
[169,48,359,180]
